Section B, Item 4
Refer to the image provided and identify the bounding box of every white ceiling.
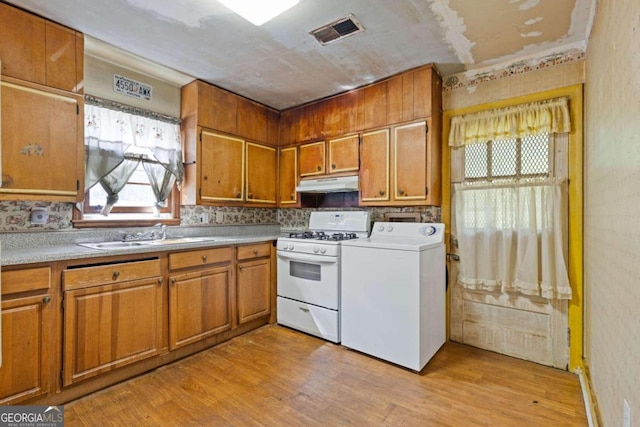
[5,0,596,110]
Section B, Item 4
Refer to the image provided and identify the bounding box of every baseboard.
[576,363,601,427]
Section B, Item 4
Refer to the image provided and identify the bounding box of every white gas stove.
[276,211,370,343]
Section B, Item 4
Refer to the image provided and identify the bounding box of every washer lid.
[341,237,444,251]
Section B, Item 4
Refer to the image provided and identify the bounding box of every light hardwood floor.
[64,325,587,426]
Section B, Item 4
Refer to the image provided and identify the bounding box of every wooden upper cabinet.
[0,3,82,93]
[237,98,267,143]
[199,130,245,203]
[328,135,359,174]
[363,81,388,129]
[0,3,46,85]
[45,22,80,92]
[197,82,238,135]
[278,146,298,207]
[299,141,325,177]
[394,121,427,201]
[359,129,390,203]
[0,78,83,202]
[246,142,277,205]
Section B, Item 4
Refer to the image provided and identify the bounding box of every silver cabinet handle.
[299,307,310,313]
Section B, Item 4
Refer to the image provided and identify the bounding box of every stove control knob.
[288,244,294,251]
[313,247,320,253]
[378,225,385,232]
[386,225,394,232]
[426,226,437,236]
[320,247,327,254]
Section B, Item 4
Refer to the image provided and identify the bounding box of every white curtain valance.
[449,97,571,147]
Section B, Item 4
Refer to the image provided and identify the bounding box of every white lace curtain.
[84,104,183,215]
[449,97,571,147]
[454,179,572,299]
[451,97,573,300]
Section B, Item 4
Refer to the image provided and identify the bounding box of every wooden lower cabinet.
[62,260,163,386]
[0,266,54,405]
[168,265,233,350]
[237,244,271,325]
[168,247,234,350]
[0,294,54,404]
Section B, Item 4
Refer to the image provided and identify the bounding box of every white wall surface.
[584,0,640,425]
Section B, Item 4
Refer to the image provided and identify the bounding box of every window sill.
[73,215,180,229]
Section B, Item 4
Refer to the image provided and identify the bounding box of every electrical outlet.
[199,212,209,223]
[215,211,224,223]
[623,399,631,427]
[30,208,48,224]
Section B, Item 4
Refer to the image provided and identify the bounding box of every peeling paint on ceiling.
[4,0,596,110]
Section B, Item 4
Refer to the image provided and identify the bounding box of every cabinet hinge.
[60,369,64,384]
[199,188,201,198]
[425,122,429,134]
[567,327,571,346]
[425,186,429,196]
[199,132,202,142]
[76,104,79,115]
[76,180,80,191]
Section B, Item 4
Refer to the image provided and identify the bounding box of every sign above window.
[113,74,152,101]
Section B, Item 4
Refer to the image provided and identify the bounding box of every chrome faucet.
[122,223,166,241]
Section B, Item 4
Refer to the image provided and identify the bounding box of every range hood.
[295,175,359,193]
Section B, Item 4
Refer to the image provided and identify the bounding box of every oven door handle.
[277,252,338,264]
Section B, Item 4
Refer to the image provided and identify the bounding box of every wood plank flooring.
[64,325,587,426]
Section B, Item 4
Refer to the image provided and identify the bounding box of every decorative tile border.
[0,202,441,232]
[443,50,586,92]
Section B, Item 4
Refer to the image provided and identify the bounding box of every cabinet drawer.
[63,259,161,290]
[169,247,233,270]
[237,242,271,260]
[1,267,51,295]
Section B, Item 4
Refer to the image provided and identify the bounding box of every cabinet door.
[328,135,359,174]
[237,98,267,143]
[393,121,427,201]
[200,130,244,202]
[278,146,298,206]
[0,3,46,85]
[169,266,232,350]
[0,80,82,201]
[45,22,80,92]
[360,129,390,203]
[246,142,277,205]
[0,293,53,404]
[237,258,271,325]
[299,141,325,177]
[63,277,163,385]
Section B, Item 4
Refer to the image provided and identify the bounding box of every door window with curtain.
[450,97,573,300]
[82,99,183,220]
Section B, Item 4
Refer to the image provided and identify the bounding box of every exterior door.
[449,134,569,369]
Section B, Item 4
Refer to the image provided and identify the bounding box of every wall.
[84,52,183,118]
[583,1,640,425]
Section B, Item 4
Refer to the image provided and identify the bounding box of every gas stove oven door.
[276,251,339,310]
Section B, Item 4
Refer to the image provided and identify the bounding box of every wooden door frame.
[441,84,584,372]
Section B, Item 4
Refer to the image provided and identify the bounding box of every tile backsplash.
[0,201,441,232]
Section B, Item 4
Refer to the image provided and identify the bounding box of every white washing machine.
[340,222,446,372]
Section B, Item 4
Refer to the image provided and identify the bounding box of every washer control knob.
[386,225,394,232]
[426,226,437,236]
[378,225,385,232]
[313,247,319,253]
[320,247,326,254]
[289,244,294,251]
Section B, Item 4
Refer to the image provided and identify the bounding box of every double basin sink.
[78,236,225,250]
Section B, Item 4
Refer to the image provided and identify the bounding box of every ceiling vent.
[310,14,365,45]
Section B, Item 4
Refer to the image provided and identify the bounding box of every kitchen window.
[75,99,183,226]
